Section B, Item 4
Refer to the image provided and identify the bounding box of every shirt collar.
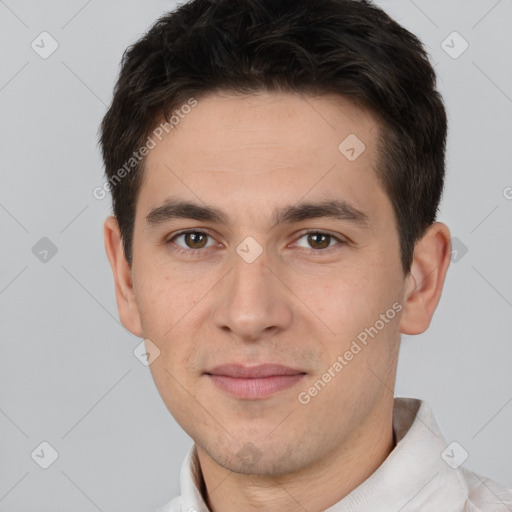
[177,397,468,512]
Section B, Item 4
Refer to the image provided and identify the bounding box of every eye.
[293,231,344,251]
[169,230,217,251]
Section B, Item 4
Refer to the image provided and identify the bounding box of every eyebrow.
[145,198,370,229]
[146,199,229,226]
[275,200,369,227]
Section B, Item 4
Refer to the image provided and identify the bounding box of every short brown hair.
[99,0,447,273]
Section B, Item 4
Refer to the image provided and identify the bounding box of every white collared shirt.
[157,397,512,511]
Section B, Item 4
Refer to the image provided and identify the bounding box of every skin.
[104,91,451,512]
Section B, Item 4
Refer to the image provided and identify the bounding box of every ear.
[103,216,143,337]
[399,222,451,335]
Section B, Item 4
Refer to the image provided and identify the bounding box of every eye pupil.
[308,233,330,249]
[185,232,207,248]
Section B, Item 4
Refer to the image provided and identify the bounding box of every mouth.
[205,364,306,400]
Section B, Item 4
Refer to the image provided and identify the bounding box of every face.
[115,92,413,475]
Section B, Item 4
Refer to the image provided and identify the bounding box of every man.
[99,0,512,510]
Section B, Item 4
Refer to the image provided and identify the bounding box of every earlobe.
[399,222,451,335]
[103,216,143,337]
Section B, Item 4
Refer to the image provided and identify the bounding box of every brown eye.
[184,232,208,249]
[293,231,345,252]
[170,231,215,251]
[307,233,332,249]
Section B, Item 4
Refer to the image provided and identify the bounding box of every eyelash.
[165,229,347,258]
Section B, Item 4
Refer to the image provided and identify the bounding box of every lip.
[207,364,305,378]
[205,364,306,399]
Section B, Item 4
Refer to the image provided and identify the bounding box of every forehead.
[138,91,390,228]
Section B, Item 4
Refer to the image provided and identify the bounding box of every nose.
[212,248,293,342]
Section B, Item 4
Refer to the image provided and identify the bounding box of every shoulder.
[459,467,512,511]
[156,495,181,512]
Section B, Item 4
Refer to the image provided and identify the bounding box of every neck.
[196,398,396,512]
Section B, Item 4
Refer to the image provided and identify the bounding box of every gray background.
[1,0,511,510]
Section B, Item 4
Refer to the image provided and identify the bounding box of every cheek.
[301,260,401,354]
[147,359,200,427]
[134,267,210,369]
[135,266,197,333]
[293,269,377,335]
